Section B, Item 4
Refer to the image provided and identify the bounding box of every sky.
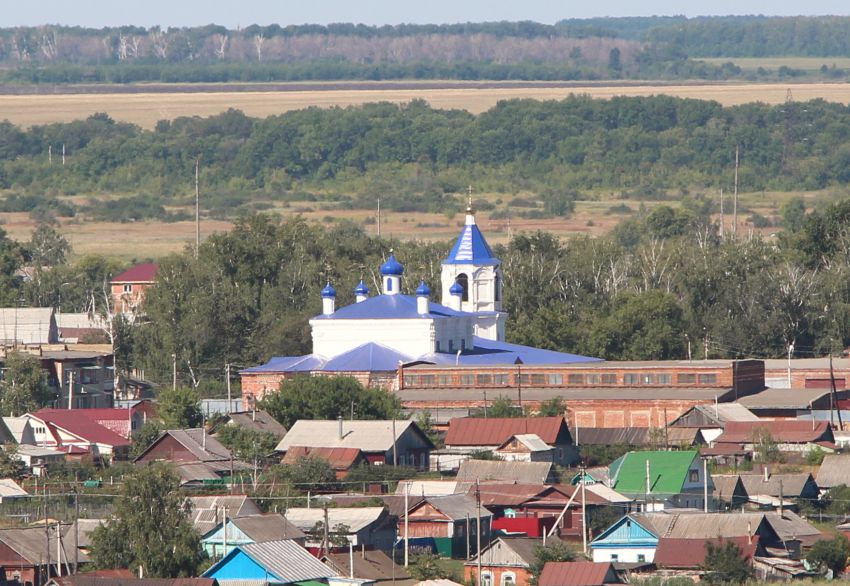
[3,0,850,28]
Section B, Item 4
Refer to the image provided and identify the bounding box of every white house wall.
[591,546,656,563]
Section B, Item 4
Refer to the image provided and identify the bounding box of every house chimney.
[338,416,343,439]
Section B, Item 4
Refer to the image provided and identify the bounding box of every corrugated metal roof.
[738,473,815,498]
[467,536,571,566]
[176,463,222,484]
[111,263,158,283]
[816,454,850,488]
[506,434,552,452]
[31,409,130,447]
[326,494,421,518]
[738,388,835,409]
[323,343,411,372]
[655,536,758,569]
[445,417,566,446]
[412,494,489,521]
[160,429,234,462]
[0,308,56,344]
[277,420,423,453]
[455,460,552,486]
[396,480,460,497]
[610,451,698,495]
[716,421,832,444]
[0,525,90,565]
[630,512,770,540]
[763,511,823,546]
[700,403,760,422]
[538,562,617,586]
[188,496,262,534]
[0,478,27,498]
[312,294,466,320]
[210,540,331,583]
[284,507,386,533]
[583,484,634,504]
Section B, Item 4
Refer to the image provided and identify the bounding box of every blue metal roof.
[416,336,602,366]
[380,254,404,276]
[416,281,431,296]
[313,294,468,320]
[324,343,411,372]
[240,354,325,374]
[444,220,500,265]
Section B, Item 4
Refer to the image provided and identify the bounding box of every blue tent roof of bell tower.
[444,222,499,265]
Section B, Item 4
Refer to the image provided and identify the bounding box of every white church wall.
[311,318,436,358]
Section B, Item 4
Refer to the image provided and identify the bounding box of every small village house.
[654,536,761,578]
[455,460,554,488]
[405,494,491,558]
[537,562,621,586]
[200,514,307,560]
[284,507,397,550]
[322,549,411,584]
[276,419,434,470]
[110,263,158,315]
[464,537,574,586]
[186,495,263,535]
[202,540,332,586]
[608,450,712,511]
[23,409,130,461]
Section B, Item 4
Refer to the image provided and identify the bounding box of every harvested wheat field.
[3,82,850,128]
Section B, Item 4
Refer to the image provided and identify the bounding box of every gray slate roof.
[0,525,90,565]
[738,473,816,498]
[284,507,387,533]
[415,494,491,521]
[455,460,552,487]
[0,308,57,344]
[187,495,263,534]
[225,411,287,439]
[228,514,307,542]
[816,454,850,488]
[227,540,331,583]
[277,420,422,453]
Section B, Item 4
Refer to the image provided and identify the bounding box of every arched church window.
[494,274,501,302]
[457,273,469,302]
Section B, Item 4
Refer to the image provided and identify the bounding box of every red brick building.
[110,263,157,315]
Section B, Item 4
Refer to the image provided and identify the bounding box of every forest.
[4,194,850,392]
[5,16,850,83]
[0,95,849,219]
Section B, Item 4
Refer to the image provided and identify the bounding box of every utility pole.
[475,479,482,586]
[733,145,739,239]
[719,188,724,238]
[516,365,522,413]
[195,158,201,259]
[392,419,398,468]
[787,343,794,389]
[830,352,844,431]
[74,489,79,573]
[321,505,330,558]
[67,371,74,410]
[703,457,709,513]
[580,464,587,555]
[172,353,177,390]
[377,198,381,238]
[44,487,50,578]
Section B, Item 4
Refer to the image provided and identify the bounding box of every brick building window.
[698,373,718,385]
[624,373,639,385]
[641,374,656,385]
[460,374,474,385]
[677,373,697,384]
[438,375,452,386]
[420,375,435,386]
[123,284,132,293]
[531,374,545,385]
[566,374,583,385]
[658,374,672,384]
[477,374,493,385]
[601,373,617,384]
[549,374,565,385]
[494,374,509,385]
[586,374,600,384]
[405,375,420,386]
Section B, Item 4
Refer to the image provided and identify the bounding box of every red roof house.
[654,536,760,569]
[25,409,131,460]
[538,562,620,586]
[110,263,158,314]
[444,417,576,466]
[714,421,834,449]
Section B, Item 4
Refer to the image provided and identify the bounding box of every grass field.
[5,82,850,128]
[699,57,850,71]
[0,188,832,261]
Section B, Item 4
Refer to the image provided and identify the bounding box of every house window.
[698,373,718,385]
[501,572,516,586]
[481,572,493,586]
[637,554,646,563]
[494,274,501,302]
[123,284,132,293]
[610,554,619,562]
[677,373,696,384]
[689,470,700,483]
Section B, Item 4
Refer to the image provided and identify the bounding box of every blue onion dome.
[354,280,369,296]
[416,281,431,296]
[450,280,464,296]
[380,254,404,276]
[320,281,336,298]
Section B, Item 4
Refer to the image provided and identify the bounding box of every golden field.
[4,82,850,128]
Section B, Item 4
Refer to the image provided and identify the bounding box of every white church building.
[241,203,599,406]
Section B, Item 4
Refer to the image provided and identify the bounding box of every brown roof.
[473,484,606,508]
[738,473,817,498]
[538,562,618,586]
[576,427,701,446]
[228,514,307,542]
[716,421,832,444]
[654,536,759,569]
[324,549,410,581]
[445,417,567,446]
[111,263,158,283]
[281,446,362,470]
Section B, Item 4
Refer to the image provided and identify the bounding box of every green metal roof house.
[609,450,713,511]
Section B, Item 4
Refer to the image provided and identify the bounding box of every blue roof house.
[589,515,659,564]
[202,540,332,585]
